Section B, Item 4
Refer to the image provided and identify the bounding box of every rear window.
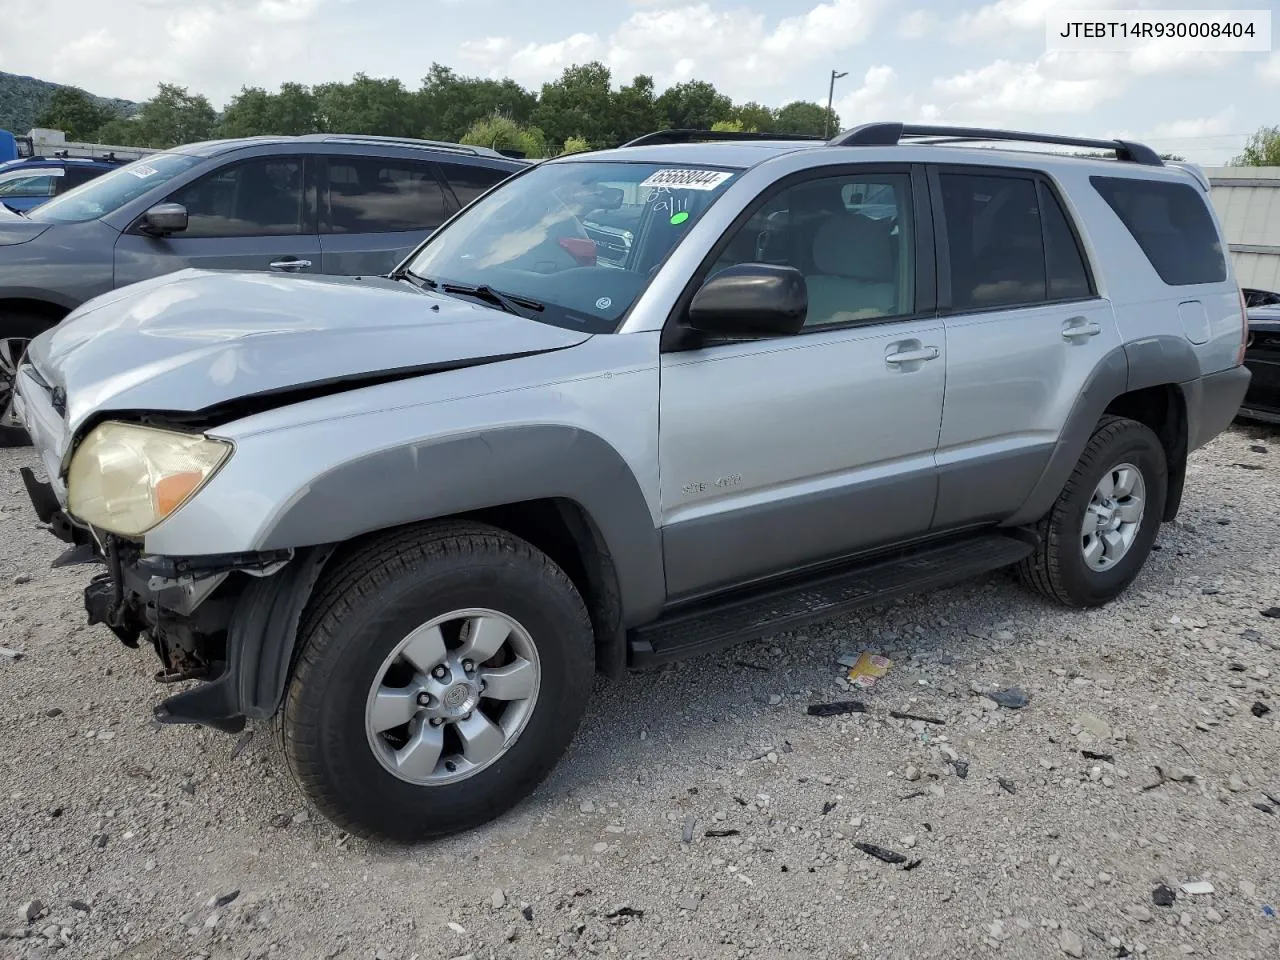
[1090,176,1226,286]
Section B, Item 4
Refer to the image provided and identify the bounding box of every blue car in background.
[0,156,123,212]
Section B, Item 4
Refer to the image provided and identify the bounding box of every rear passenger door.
[928,165,1121,529]
[658,165,947,600]
[114,155,321,285]
[318,155,452,276]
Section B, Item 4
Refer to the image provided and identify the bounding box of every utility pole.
[826,69,848,138]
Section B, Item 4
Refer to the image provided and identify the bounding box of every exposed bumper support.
[18,464,334,734]
[153,545,334,733]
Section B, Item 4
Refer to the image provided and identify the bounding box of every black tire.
[0,312,50,448]
[282,521,595,842]
[1018,415,1168,607]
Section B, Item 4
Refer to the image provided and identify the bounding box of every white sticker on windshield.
[129,164,160,179]
[638,169,733,191]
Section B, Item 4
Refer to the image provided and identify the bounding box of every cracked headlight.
[67,422,232,537]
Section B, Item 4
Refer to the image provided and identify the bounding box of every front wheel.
[282,522,595,841]
[0,313,49,448]
[1018,415,1168,607]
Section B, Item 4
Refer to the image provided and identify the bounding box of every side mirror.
[141,203,188,236]
[687,263,807,338]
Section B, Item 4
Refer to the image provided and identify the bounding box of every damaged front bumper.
[20,467,331,734]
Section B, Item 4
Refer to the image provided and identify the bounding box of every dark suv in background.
[0,134,528,441]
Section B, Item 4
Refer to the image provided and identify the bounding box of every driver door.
[657,166,946,600]
[114,155,320,287]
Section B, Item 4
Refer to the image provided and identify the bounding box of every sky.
[0,0,1276,164]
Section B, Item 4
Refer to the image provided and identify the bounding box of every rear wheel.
[1018,415,1168,607]
[282,522,595,841]
[0,312,49,448]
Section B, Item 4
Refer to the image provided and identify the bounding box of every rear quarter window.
[1089,175,1226,286]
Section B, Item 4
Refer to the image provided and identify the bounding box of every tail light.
[557,237,597,267]
[1236,286,1249,365]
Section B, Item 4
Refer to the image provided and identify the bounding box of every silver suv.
[12,123,1251,842]
[0,134,527,443]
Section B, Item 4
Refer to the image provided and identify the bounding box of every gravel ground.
[1,425,1278,960]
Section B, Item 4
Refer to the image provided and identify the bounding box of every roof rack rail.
[621,129,828,148]
[296,133,508,159]
[828,122,1164,166]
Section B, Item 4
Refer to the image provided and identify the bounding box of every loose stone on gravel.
[1059,929,1084,957]
[18,901,43,924]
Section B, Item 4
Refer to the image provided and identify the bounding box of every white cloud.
[832,65,940,126]
[932,43,1235,124]
[896,9,937,38]
[460,0,883,94]
[1144,109,1236,141]
[953,0,1126,41]
[0,0,330,103]
[1259,53,1280,85]
[933,58,1114,115]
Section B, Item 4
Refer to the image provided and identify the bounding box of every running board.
[627,533,1033,668]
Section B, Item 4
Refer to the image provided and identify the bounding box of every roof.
[551,123,1174,176]
[572,140,821,168]
[168,133,526,163]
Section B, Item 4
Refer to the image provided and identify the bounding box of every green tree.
[35,86,117,141]
[420,64,537,141]
[772,100,837,137]
[534,62,614,146]
[218,86,275,138]
[560,136,590,155]
[128,83,217,147]
[461,113,547,158]
[655,80,733,130]
[315,74,420,137]
[1232,126,1280,166]
[710,119,746,133]
[93,117,147,146]
[268,83,321,135]
[219,83,320,138]
[730,101,775,133]
[609,75,662,144]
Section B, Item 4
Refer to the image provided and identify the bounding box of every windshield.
[26,153,202,224]
[404,159,742,332]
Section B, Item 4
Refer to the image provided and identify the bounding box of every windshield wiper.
[440,282,545,317]
[394,270,545,317]
[394,268,438,289]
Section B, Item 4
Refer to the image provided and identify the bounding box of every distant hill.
[0,71,139,134]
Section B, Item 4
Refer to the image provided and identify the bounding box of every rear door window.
[436,162,511,208]
[939,172,1047,310]
[324,156,449,233]
[1090,176,1226,285]
[1039,182,1094,300]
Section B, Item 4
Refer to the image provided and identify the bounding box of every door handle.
[1062,317,1102,341]
[269,258,312,272]
[885,346,940,365]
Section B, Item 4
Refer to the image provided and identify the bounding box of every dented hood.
[26,268,592,433]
